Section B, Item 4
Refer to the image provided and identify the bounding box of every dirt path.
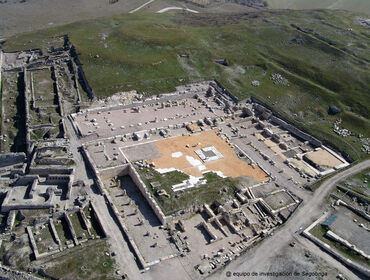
[156,7,198,13]
[0,0,142,37]
[129,0,155,13]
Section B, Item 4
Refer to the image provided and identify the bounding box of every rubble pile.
[270,73,289,86]
[333,119,352,137]
[360,138,370,154]
[251,80,260,87]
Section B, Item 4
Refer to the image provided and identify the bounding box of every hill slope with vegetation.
[266,0,370,15]
[2,9,369,161]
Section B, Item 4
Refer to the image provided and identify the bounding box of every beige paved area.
[304,149,344,168]
[263,139,276,148]
[264,191,296,210]
[151,129,268,181]
[289,159,319,177]
[75,96,224,138]
[86,141,127,169]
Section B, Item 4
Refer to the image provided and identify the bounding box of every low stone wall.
[303,213,370,278]
[98,164,129,182]
[67,115,82,137]
[79,208,92,235]
[80,146,105,194]
[337,199,370,221]
[23,68,31,156]
[127,164,169,225]
[1,192,54,212]
[90,202,107,238]
[201,221,218,243]
[5,210,16,232]
[213,80,238,103]
[51,66,64,117]
[270,116,322,147]
[29,167,74,175]
[49,218,61,246]
[13,174,39,186]
[101,193,147,268]
[250,97,322,147]
[26,226,40,259]
[0,265,43,280]
[0,153,26,167]
[64,212,79,246]
[326,230,369,260]
[72,51,94,99]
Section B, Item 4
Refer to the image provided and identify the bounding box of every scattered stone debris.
[333,119,352,137]
[360,138,370,154]
[251,80,260,87]
[270,73,289,86]
[355,17,370,28]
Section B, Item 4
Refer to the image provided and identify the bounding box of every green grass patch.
[347,168,370,188]
[44,239,116,280]
[2,10,370,160]
[310,224,370,267]
[69,212,89,240]
[137,168,238,216]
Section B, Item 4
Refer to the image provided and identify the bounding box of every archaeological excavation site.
[0,9,369,277]
[0,33,360,280]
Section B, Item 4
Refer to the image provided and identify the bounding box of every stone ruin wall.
[269,116,322,147]
[1,193,53,212]
[71,45,94,100]
[250,97,323,147]
[126,164,169,225]
[82,142,170,225]
[303,214,370,278]
[23,68,31,156]
[28,167,74,176]
[0,153,26,168]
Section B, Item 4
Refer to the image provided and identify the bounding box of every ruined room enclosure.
[0,35,90,154]
[303,168,370,278]
[1,174,75,212]
[0,71,27,153]
[305,204,370,274]
[100,166,300,275]
[0,203,106,272]
[78,81,349,276]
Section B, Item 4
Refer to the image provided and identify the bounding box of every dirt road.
[156,7,198,13]
[130,0,155,13]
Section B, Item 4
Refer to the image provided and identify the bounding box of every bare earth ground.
[0,0,205,38]
[0,0,145,37]
[152,129,269,180]
[305,149,344,168]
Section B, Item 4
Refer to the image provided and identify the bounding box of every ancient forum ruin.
[0,44,353,279]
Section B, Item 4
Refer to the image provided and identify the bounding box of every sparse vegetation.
[2,10,369,161]
[138,168,238,215]
[43,239,116,280]
[310,224,370,267]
